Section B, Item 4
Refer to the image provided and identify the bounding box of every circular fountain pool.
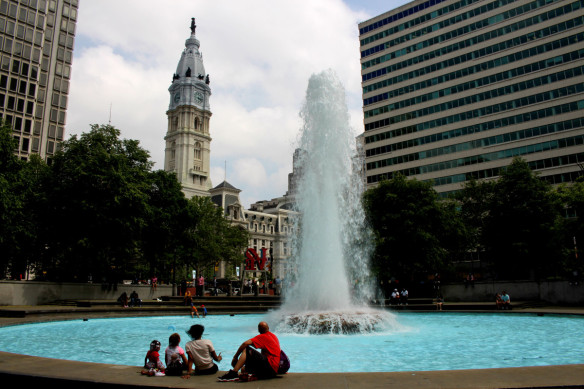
[0,312,582,372]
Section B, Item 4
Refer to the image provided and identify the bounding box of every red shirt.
[251,331,280,373]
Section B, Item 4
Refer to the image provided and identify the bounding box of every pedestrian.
[400,288,408,305]
[197,274,205,297]
[275,276,282,296]
[436,294,444,311]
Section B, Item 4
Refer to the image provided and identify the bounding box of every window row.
[367,117,584,171]
[363,33,582,97]
[362,14,583,82]
[438,170,583,198]
[362,0,582,70]
[0,1,46,25]
[360,0,455,36]
[366,99,584,154]
[364,83,584,134]
[0,18,45,44]
[3,112,33,133]
[403,135,584,177]
[0,93,34,113]
[0,75,36,96]
[368,148,584,186]
[429,152,584,187]
[365,47,583,106]
[362,0,523,58]
[364,66,583,120]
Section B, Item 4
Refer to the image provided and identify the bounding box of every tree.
[363,174,467,286]
[141,169,189,283]
[483,157,563,279]
[40,124,153,282]
[180,196,248,276]
[555,177,584,280]
[0,123,24,277]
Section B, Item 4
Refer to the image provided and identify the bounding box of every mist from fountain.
[271,70,400,334]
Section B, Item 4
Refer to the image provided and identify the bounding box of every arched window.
[194,142,201,160]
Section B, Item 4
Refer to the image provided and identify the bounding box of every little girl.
[165,333,188,376]
[142,339,165,376]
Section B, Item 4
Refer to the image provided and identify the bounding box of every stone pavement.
[0,304,583,388]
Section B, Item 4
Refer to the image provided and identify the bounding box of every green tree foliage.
[0,123,250,283]
[457,157,565,280]
[482,157,563,279]
[0,123,24,277]
[180,196,248,273]
[363,174,467,283]
[141,169,190,283]
[456,178,495,254]
[40,124,153,281]
[555,178,584,279]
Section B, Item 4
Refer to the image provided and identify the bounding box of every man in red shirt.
[218,321,280,381]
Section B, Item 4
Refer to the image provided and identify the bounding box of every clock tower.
[164,18,212,198]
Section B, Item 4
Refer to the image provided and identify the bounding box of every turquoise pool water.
[0,312,582,372]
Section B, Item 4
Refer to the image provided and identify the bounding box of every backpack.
[278,349,290,374]
[165,359,183,376]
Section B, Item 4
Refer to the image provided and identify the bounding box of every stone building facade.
[165,19,296,279]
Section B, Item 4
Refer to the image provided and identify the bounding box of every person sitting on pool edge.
[183,324,222,377]
[217,321,280,382]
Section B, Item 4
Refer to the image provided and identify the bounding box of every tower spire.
[190,17,196,35]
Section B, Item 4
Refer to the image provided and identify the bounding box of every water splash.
[272,70,395,334]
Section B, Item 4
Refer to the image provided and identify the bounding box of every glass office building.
[0,0,78,162]
[359,0,584,196]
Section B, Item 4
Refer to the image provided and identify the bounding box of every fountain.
[270,70,397,334]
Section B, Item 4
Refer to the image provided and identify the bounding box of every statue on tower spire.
[190,17,196,35]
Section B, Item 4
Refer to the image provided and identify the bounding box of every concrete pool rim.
[0,306,583,388]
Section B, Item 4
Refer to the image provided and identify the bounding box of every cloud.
[67,0,373,207]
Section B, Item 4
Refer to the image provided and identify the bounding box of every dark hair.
[169,332,180,347]
[187,324,204,340]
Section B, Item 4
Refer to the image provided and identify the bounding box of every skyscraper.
[0,0,78,162]
[359,0,584,196]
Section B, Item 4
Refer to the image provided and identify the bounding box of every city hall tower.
[164,18,212,198]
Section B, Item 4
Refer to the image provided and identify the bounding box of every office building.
[0,0,78,162]
[359,0,584,195]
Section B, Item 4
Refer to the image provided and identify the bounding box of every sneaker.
[217,370,240,382]
[154,371,165,376]
[239,373,257,382]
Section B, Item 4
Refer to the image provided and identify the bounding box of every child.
[165,333,188,376]
[183,324,222,377]
[191,305,200,318]
[142,339,165,376]
[201,305,207,317]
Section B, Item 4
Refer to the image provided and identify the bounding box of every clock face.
[174,93,180,103]
[195,92,204,104]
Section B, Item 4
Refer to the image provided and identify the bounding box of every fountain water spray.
[272,70,398,334]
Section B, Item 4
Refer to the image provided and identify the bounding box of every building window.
[194,142,201,160]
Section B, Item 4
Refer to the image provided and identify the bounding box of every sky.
[66,0,411,207]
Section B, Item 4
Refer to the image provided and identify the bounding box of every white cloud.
[67,0,404,207]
